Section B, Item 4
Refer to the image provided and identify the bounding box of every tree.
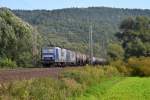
[107,43,124,61]
[13,7,150,57]
[0,8,42,67]
[116,16,150,58]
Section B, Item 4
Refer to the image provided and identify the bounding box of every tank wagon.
[41,47,106,66]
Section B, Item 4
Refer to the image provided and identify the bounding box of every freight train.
[41,47,106,66]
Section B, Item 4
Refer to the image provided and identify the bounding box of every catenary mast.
[89,25,93,64]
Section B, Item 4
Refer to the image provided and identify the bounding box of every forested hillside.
[0,8,41,67]
[13,7,150,57]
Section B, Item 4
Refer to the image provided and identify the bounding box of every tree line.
[108,16,150,60]
[0,7,149,68]
[0,8,41,68]
[13,7,150,57]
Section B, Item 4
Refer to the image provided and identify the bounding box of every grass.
[76,77,150,100]
[103,77,150,100]
[72,77,124,100]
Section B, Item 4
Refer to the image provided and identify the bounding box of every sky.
[0,0,150,10]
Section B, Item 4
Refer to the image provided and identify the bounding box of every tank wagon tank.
[41,47,106,67]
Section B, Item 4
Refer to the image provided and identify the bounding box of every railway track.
[0,68,62,83]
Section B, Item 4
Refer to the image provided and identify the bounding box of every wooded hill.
[13,7,150,57]
[0,8,41,67]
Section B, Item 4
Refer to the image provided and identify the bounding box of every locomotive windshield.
[42,48,55,60]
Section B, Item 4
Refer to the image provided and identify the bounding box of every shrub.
[28,78,67,100]
[107,43,124,61]
[0,81,30,100]
[62,66,105,86]
[111,60,131,75]
[62,78,84,97]
[104,66,120,76]
[0,78,67,100]
[16,52,33,68]
[127,57,150,76]
[0,58,17,68]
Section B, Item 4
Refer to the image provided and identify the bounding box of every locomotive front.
[41,47,55,65]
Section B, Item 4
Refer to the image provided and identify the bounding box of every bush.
[107,43,124,61]
[62,66,105,86]
[16,52,33,68]
[0,58,17,68]
[103,66,120,76]
[127,57,150,76]
[62,78,84,97]
[111,60,131,75]
[28,78,67,100]
[0,78,67,100]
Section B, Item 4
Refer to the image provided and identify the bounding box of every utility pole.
[89,25,93,64]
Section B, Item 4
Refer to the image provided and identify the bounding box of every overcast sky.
[0,0,150,10]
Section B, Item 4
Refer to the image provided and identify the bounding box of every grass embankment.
[0,66,150,100]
